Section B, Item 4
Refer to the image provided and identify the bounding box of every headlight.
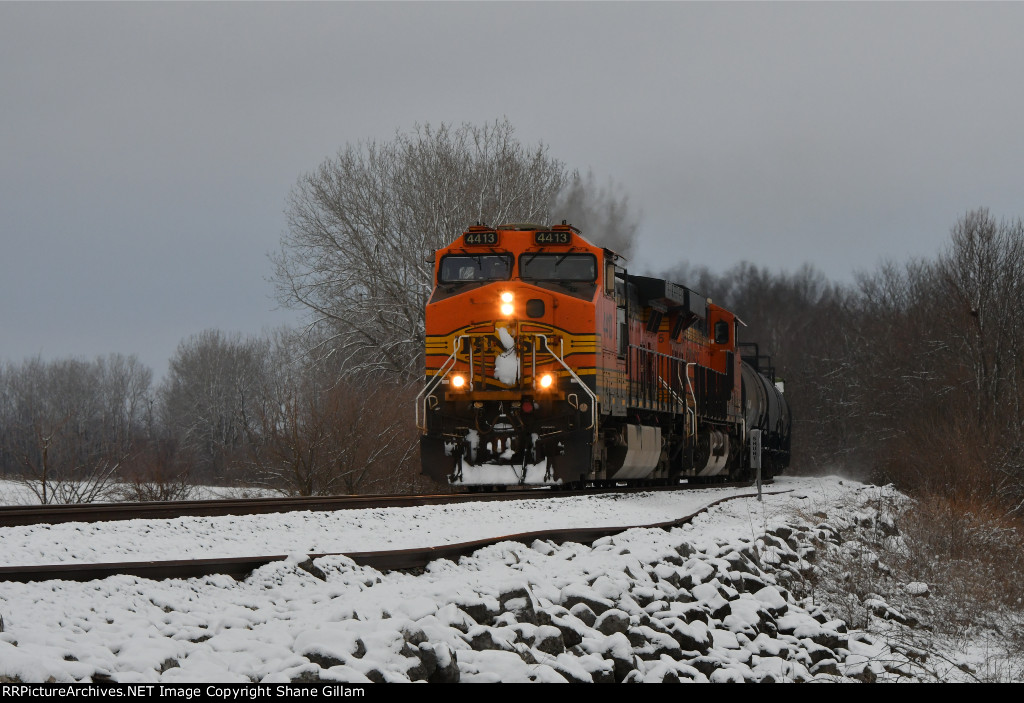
[500,291,514,316]
[539,373,553,389]
[451,374,466,389]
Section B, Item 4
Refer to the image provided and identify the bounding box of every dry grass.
[783,484,1024,681]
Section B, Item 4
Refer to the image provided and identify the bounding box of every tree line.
[667,207,1024,519]
[0,330,424,502]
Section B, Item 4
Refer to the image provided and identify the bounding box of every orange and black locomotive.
[416,222,790,487]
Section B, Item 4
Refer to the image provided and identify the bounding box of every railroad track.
[0,485,786,584]
[0,479,763,527]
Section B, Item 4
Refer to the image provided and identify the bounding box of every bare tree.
[795,209,1024,509]
[936,209,1024,510]
[276,119,633,380]
[109,435,193,502]
[252,374,419,496]
[109,393,193,502]
[158,330,272,481]
[939,208,1024,426]
[0,355,152,504]
[246,330,421,495]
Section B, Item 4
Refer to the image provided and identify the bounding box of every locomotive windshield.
[519,253,597,282]
[439,254,513,283]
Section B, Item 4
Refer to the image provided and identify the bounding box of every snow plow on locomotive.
[416,222,790,488]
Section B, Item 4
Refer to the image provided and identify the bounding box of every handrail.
[415,336,466,431]
[628,344,692,414]
[658,375,685,413]
[683,362,697,438]
[536,334,599,442]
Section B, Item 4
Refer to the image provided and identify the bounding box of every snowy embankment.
[0,477,982,682]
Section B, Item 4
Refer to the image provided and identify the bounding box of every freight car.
[416,222,790,487]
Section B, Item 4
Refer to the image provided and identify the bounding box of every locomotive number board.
[534,231,572,245]
[464,231,498,246]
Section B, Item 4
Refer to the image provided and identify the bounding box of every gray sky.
[3,2,1023,378]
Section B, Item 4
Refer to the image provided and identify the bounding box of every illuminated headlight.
[539,373,554,389]
[451,374,466,389]
[500,291,514,316]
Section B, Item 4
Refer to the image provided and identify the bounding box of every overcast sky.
[3,2,1023,378]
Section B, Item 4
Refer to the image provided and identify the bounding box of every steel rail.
[0,488,789,583]
[0,480,762,527]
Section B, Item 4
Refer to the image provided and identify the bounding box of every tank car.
[416,222,790,487]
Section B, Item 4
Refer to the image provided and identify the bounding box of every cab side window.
[714,320,730,345]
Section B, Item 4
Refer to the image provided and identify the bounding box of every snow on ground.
[0,477,1010,683]
[0,481,280,506]
[0,482,780,567]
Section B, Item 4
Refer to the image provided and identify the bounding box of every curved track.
[0,485,784,583]
[0,480,760,527]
